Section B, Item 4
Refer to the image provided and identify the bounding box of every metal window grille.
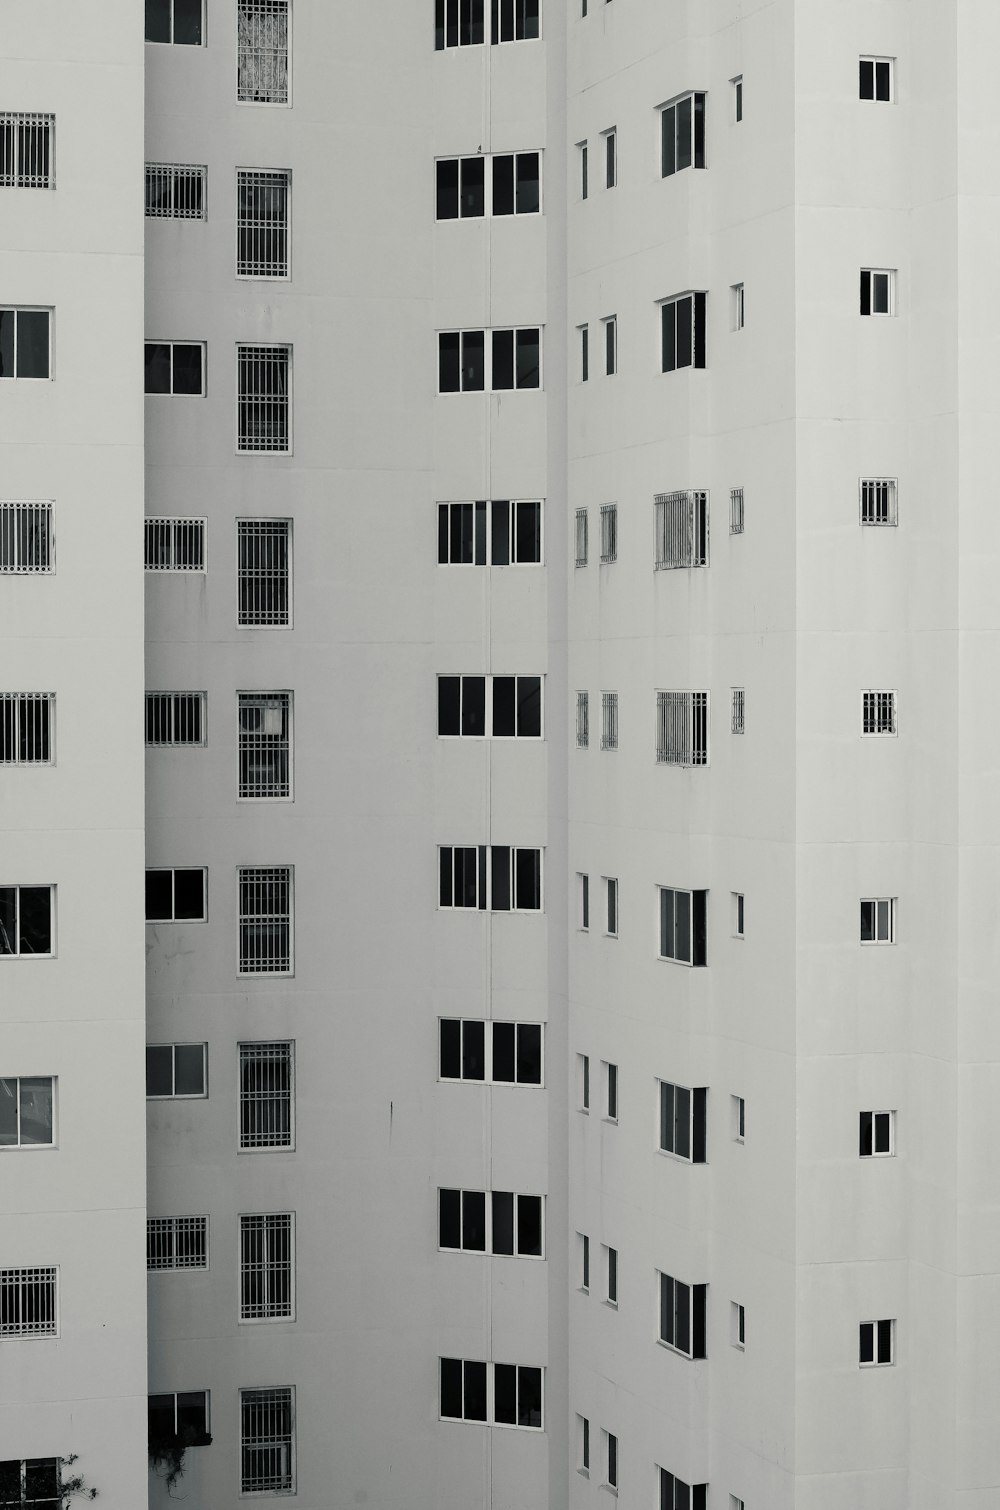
[656,691,709,766]
[862,690,896,735]
[238,519,290,625]
[0,1268,57,1337]
[600,504,617,563]
[0,694,52,763]
[731,687,745,734]
[145,692,206,746]
[860,477,897,526]
[146,1216,208,1270]
[240,1042,293,1149]
[655,490,709,568]
[576,691,589,749]
[0,114,54,190]
[237,1,290,104]
[240,1213,293,1320]
[0,503,53,573]
[144,162,206,219]
[239,693,290,798]
[730,487,744,535]
[237,345,290,452]
[575,508,588,567]
[241,1387,294,1494]
[237,170,289,277]
[239,867,292,973]
[144,518,206,570]
[601,692,618,751]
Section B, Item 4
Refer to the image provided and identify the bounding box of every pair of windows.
[148,1215,294,1322]
[0,886,53,957]
[436,153,539,218]
[147,167,291,272]
[147,1041,296,1150]
[145,866,293,973]
[439,1359,542,1428]
[860,268,895,316]
[0,1460,62,1507]
[1,694,53,764]
[577,1055,616,1118]
[145,0,203,45]
[577,133,616,199]
[859,56,894,102]
[437,675,541,739]
[148,1389,295,1494]
[438,328,540,392]
[860,1110,894,1157]
[148,688,292,790]
[147,0,291,107]
[439,1018,542,1085]
[578,319,617,380]
[659,887,708,967]
[0,308,50,379]
[0,1267,58,1338]
[0,113,54,190]
[145,344,292,451]
[439,846,541,911]
[571,504,617,567]
[0,1076,54,1148]
[659,1273,707,1359]
[438,499,542,566]
[579,1238,616,1303]
[146,1042,206,1098]
[439,1190,543,1256]
[577,874,618,936]
[656,690,709,767]
[434,0,539,48]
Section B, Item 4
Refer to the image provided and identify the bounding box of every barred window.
[862,690,896,736]
[0,114,54,189]
[239,867,292,974]
[241,1386,295,1494]
[655,490,708,568]
[237,169,290,278]
[860,476,897,526]
[239,693,291,798]
[237,1,290,104]
[147,1216,208,1270]
[729,487,744,535]
[438,500,542,565]
[144,518,205,571]
[600,504,617,563]
[240,1213,294,1320]
[145,868,207,923]
[601,692,618,751]
[0,1075,54,1148]
[145,0,203,44]
[0,886,53,957]
[439,847,542,912]
[0,309,50,379]
[238,519,291,625]
[576,691,589,749]
[0,694,52,764]
[0,1458,61,1507]
[731,687,745,734]
[145,692,206,746]
[575,507,588,567]
[144,341,204,396]
[145,162,206,219]
[660,292,706,371]
[656,691,708,766]
[0,1268,57,1338]
[238,345,291,453]
[239,1041,294,1150]
[0,503,52,573]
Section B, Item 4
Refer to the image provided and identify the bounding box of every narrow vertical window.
[731,688,745,734]
[729,487,744,534]
[580,324,589,382]
[599,504,617,563]
[237,345,291,452]
[237,169,290,277]
[860,477,897,526]
[238,866,293,973]
[732,75,743,122]
[731,282,745,330]
[576,691,590,748]
[575,508,588,567]
[239,692,291,797]
[603,315,617,375]
[579,142,588,200]
[239,1041,294,1149]
[237,0,290,103]
[601,692,618,751]
[240,1213,294,1320]
[238,519,291,625]
[240,1387,295,1493]
[604,129,616,188]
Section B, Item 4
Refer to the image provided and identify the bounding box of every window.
[145,868,206,923]
[0,1459,63,1508]
[145,162,205,218]
[605,1430,618,1490]
[860,897,895,944]
[439,1190,543,1257]
[239,692,291,798]
[238,519,291,624]
[579,1233,590,1289]
[731,282,745,330]
[145,692,206,746]
[240,1212,294,1320]
[660,293,706,371]
[0,114,54,189]
[731,687,745,734]
[576,691,590,748]
[656,691,709,767]
[601,692,618,751]
[575,507,588,567]
[237,344,291,452]
[732,75,743,122]
[603,315,617,375]
[0,502,53,573]
[145,0,203,44]
[238,0,289,103]
[659,887,707,967]
[440,1360,543,1428]
[438,846,542,911]
[147,1216,208,1270]
[860,56,893,102]
[659,1081,707,1163]
[0,309,50,379]
[579,141,588,199]
[660,92,706,176]
[860,268,895,316]
[0,886,53,957]
[146,1043,206,1099]
[658,1273,707,1359]
[604,1061,618,1121]
[579,873,590,929]
[0,1076,54,1149]
[577,1415,590,1475]
[241,1387,294,1493]
[145,518,206,570]
[438,328,541,392]
[860,1110,894,1157]
[147,1392,210,1450]
[240,1041,294,1149]
[660,1469,708,1510]
[435,152,540,218]
[862,690,896,736]
[237,170,290,277]
[604,129,616,188]
[439,1019,543,1085]
[490,0,540,44]
[731,1300,746,1349]
[604,1246,618,1306]
[437,499,542,565]
[0,694,52,764]
[732,1094,745,1142]
[239,866,293,973]
[600,503,617,562]
[440,1357,487,1420]
[579,323,589,382]
[0,1269,57,1338]
[860,477,897,526]
[655,490,709,569]
[859,1318,894,1366]
[733,891,745,938]
[579,1052,590,1109]
[434,0,538,46]
[605,877,618,936]
[729,487,744,534]
[144,341,204,396]
[437,675,542,738]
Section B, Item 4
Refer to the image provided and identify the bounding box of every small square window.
[731,283,745,331]
[145,0,204,45]
[859,1317,894,1366]
[860,1109,895,1157]
[144,341,205,395]
[0,885,54,957]
[860,896,895,944]
[0,308,51,380]
[859,56,894,102]
[146,1043,207,1099]
[732,1094,745,1142]
[860,268,895,316]
[730,1300,745,1349]
[145,868,207,922]
[860,477,897,526]
[0,1075,55,1149]
[862,690,897,736]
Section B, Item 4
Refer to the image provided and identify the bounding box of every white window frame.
[239,1040,295,1151]
[657,1271,706,1360]
[1,113,55,190]
[237,0,291,107]
[658,885,707,967]
[438,1018,544,1086]
[602,127,617,189]
[238,691,292,800]
[578,873,590,931]
[604,1429,618,1490]
[859,476,897,526]
[146,1042,207,1100]
[0,884,54,959]
[601,692,618,751]
[237,343,292,454]
[575,507,588,567]
[655,489,709,569]
[0,693,54,764]
[145,518,207,571]
[579,1231,590,1290]
[145,0,205,45]
[438,1188,545,1258]
[238,865,293,975]
[438,1359,544,1429]
[658,1079,706,1164]
[659,90,707,177]
[603,1060,618,1122]
[436,674,543,740]
[732,1094,745,1143]
[437,327,543,393]
[145,162,206,219]
[239,1211,295,1321]
[143,340,206,396]
[860,896,896,944]
[859,55,894,103]
[603,1245,618,1307]
[434,151,541,219]
[0,1074,56,1150]
[0,307,52,381]
[147,1215,209,1270]
[0,501,54,573]
[732,75,743,122]
[145,867,208,924]
[577,1414,590,1476]
[240,1385,295,1495]
[579,322,589,382]
[236,168,291,279]
[437,846,543,912]
[602,316,617,376]
[656,690,709,767]
[438,499,543,567]
[0,1268,58,1337]
[732,890,745,938]
[859,1318,894,1367]
[578,1052,590,1110]
[237,517,292,626]
[860,267,896,317]
[860,1109,895,1157]
[861,689,897,737]
[579,140,588,200]
[658,291,707,372]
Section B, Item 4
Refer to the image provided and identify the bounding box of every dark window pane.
[463,1189,487,1250]
[516,1023,542,1083]
[516,152,540,213]
[492,1191,515,1254]
[462,676,486,737]
[875,1113,891,1153]
[440,1019,461,1078]
[492,329,514,390]
[860,269,871,316]
[455,846,478,907]
[439,848,453,908]
[694,290,706,368]
[676,95,692,171]
[860,1322,874,1363]
[174,0,203,44]
[146,1046,173,1097]
[515,848,541,909]
[174,1044,205,1096]
[436,159,459,220]
[859,59,874,99]
[518,1366,542,1426]
[676,296,692,368]
[661,104,676,177]
[463,330,485,390]
[491,500,510,565]
[148,1393,176,1443]
[661,303,676,372]
[878,1318,892,1360]
[461,157,485,216]
[860,900,874,941]
[516,328,540,388]
[522,0,539,38]
[145,870,174,921]
[675,1280,690,1353]
[464,0,485,45]
[19,887,51,953]
[438,503,450,563]
[176,1391,207,1437]
[173,868,205,920]
[693,93,706,167]
[440,1358,463,1417]
[860,1112,873,1156]
[515,500,541,562]
[439,1188,461,1248]
[439,332,461,393]
[450,501,471,564]
[876,61,891,101]
[491,845,511,912]
[0,312,14,378]
[17,312,49,378]
[19,1077,53,1146]
[493,1021,515,1082]
[493,154,515,216]
[492,677,516,737]
[0,1081,18,1146]
[517,1194,542,1255]
[464,1359,487,1420]
[494,1363,517,1425]
[474,500,488,564]
[171,343,203,395]
[462,1019,485,1079]
[692,888,707,965]
[145,343,172,394]
[675,890,691,962]
[435,0,447,49]
[438,677,461,736]
[145,0,171,42]
[675,1084,691,1159]
[873,273,889,314]
[25,1460,60,1499]
[517,676,541,736]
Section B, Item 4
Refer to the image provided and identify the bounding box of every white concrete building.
[5,1,1000,1507]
